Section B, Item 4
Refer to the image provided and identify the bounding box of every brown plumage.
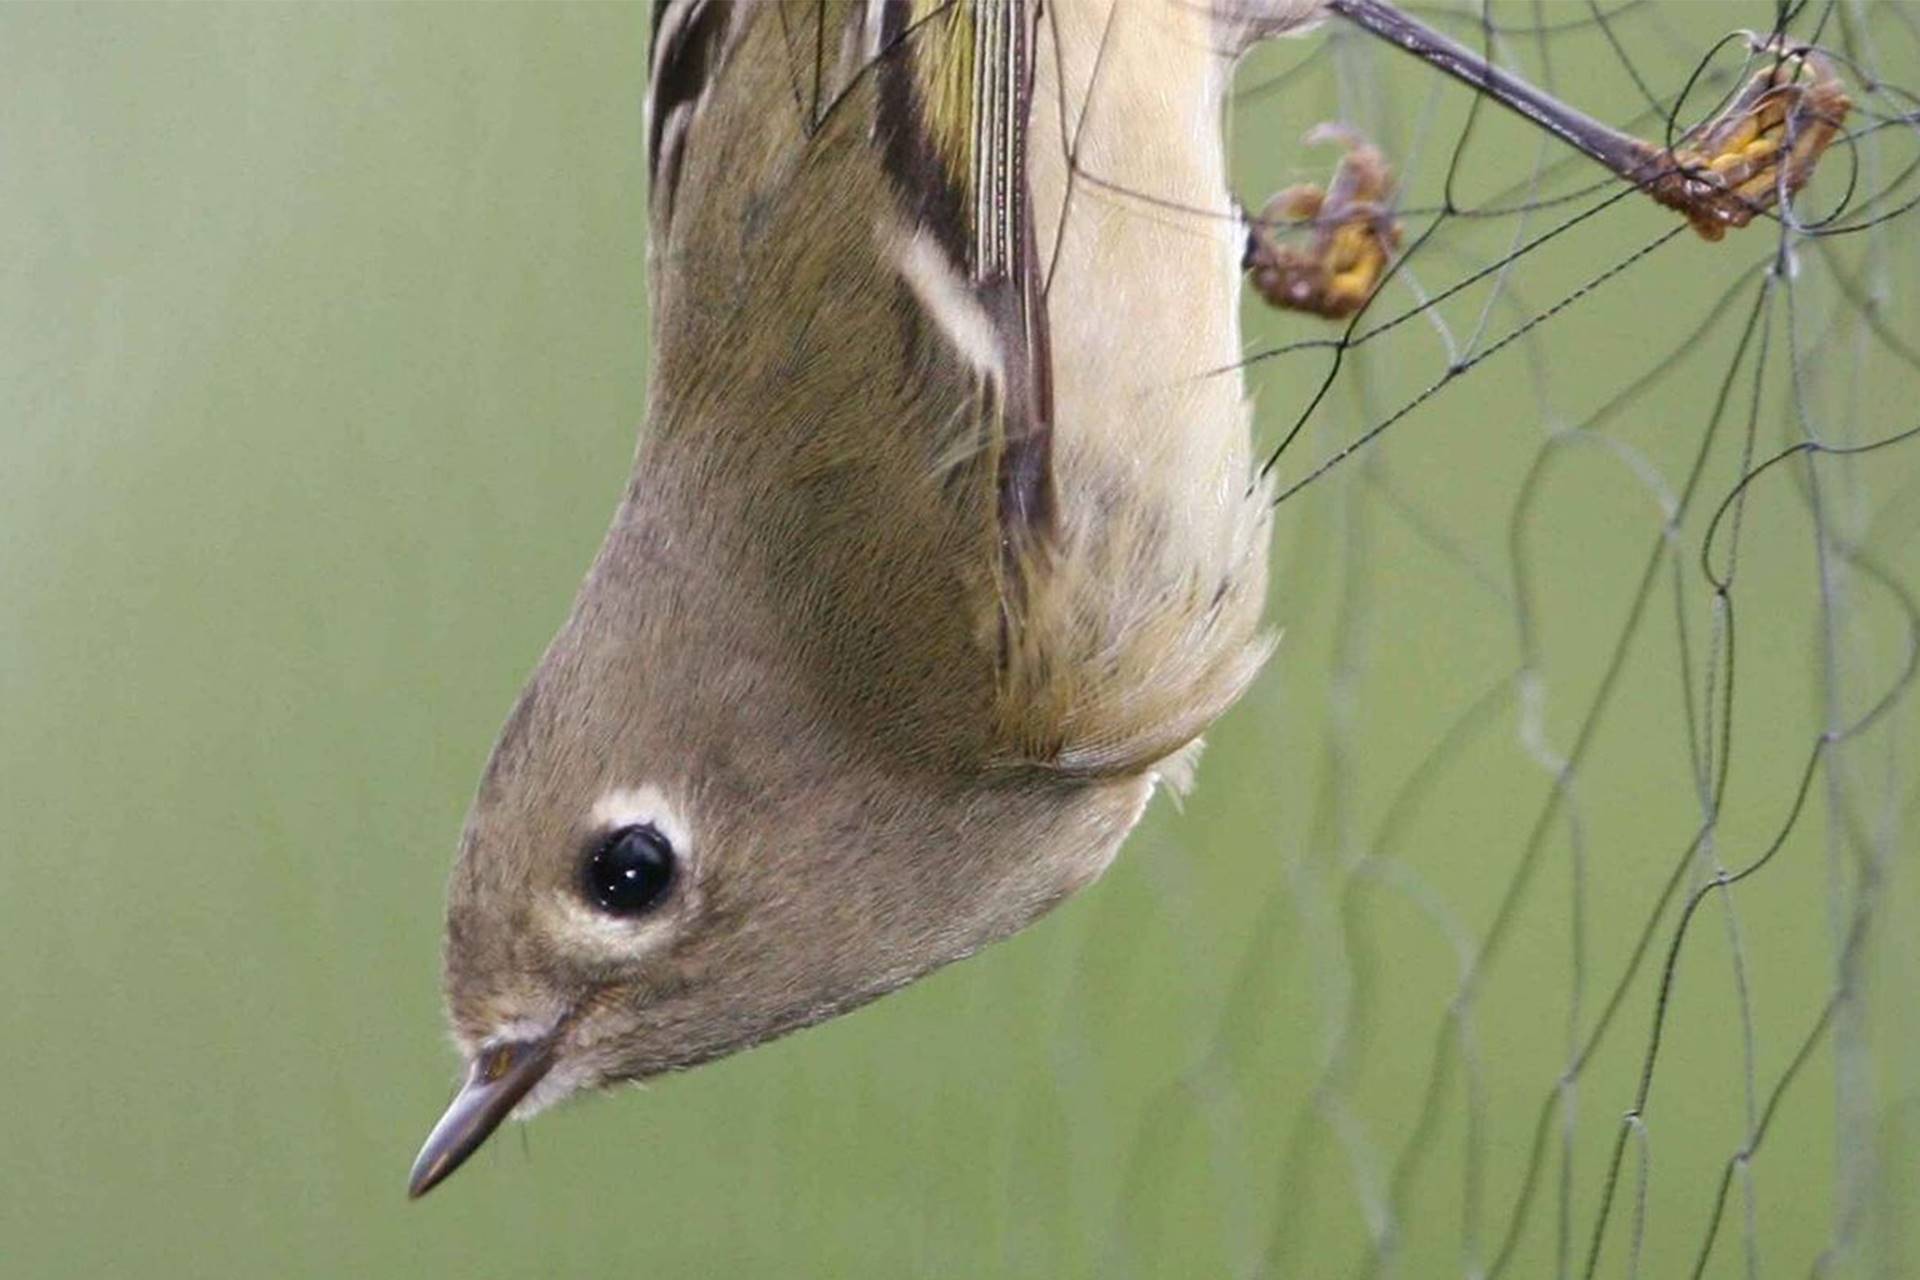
[409,0,1324,1197]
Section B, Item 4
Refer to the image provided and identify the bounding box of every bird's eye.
[582,823,676,916]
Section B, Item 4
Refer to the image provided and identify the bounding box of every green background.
[5,4,1916,1277]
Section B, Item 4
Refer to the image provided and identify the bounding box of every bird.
[408,0,1851,1198]
[405,0,1308,1198]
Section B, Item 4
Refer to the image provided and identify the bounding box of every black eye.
[582,824,676,916]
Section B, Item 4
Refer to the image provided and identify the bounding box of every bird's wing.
[649,1,1053,552]
[864,1,1055,552]
[642,3,1268,776]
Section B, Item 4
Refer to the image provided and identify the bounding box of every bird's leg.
[1244,124,1403,319]
[1324,0,1851,241]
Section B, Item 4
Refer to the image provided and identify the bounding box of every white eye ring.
[540,785,696,957]
[591,785,693,857]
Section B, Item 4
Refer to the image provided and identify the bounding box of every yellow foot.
[1245,124,1403,320]
[1640,37,1852,241]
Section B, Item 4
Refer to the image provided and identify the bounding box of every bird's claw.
[1637,36,1851,241]
[1245,124,1404,321]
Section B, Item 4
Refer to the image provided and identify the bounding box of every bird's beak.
[407,1036,555,1199]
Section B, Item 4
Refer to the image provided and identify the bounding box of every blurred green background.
[5,3,1916,1277]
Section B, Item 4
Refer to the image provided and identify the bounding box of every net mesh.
[1108,2,1920,1275]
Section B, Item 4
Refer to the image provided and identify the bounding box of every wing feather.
[873,1,1055,550]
